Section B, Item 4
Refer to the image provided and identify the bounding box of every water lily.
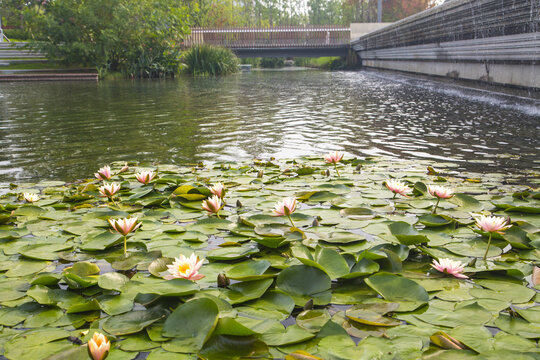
[99,183,120,200]
[210,182,226,198]
[135,171,156,185]
[428,185,454,214]
[164,253,205,281]
[108,217,141,254]
[119,163,129,174]
[95,165,111,181]
[272,197,297,227]
[23,193,39,203]
[324,151,344,177]
[475,215,512,261]
[88,332,110,360]
[202,195,223,218]
[431,258,468,279]
[385,179,412,198]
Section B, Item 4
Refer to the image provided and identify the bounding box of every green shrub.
[182,45,239,76]
[26,0,192,78]
[241,57,260,67]
[3,28,30,41]
[259,57,284,68]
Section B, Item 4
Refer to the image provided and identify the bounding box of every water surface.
[0,70,539,184]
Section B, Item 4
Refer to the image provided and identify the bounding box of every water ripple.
[0,70,539,184]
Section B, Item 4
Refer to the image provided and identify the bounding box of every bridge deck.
[184,26,350,53]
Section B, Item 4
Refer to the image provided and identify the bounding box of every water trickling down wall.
[351,0,539,89]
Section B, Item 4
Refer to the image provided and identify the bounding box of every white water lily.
[164,253,205,281]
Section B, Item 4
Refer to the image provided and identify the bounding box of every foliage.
[2,28,30,40]
[185,0,440,27]
[24,0,192,78]
[182,44,239,76]
[259,57,285,68]
[241,57,261,67]
[294,56,346,69]
[0,157,538,359]
[382,0,435,22]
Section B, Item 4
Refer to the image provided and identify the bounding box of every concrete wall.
[350,23,393,40]
[351,0,540,89]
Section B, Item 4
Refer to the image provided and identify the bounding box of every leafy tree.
[27,0,193,77]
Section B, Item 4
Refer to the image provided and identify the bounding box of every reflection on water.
[0,70,539,184]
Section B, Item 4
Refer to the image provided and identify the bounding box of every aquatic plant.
[163,253,205,281]
[88,332,110,360]
[324,151,344,177]
[108,217,142,254]
[182,45,239,76]
[202,195,223,217]
[427,185,454,214]
[135,171,156,185]
[94,165,111,180]
[475,215,512,261]
[431,258,468,279]
[272,197,298,227]
[98,183,120,200]
[209,182,226,198]
[0,157,538,359]
[22,192,39,203]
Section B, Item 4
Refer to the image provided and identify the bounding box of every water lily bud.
[468,258,476,267]
[303,299,314,311]
[257,170,264,178]
[236,200,243,208]
[217,273,229,287]
[430,331,465,350]
[532,266,540,287]
[87,332,110,360]
[325,169,330,177]
[312,218,320,227]
[119,163,129,173]
[355,164,362,172]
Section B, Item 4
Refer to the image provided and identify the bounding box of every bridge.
[183,26,351,58]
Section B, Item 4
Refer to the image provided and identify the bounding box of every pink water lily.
[88,332,110,360]
[273,197,297,227]
[428,185,454,214]
[135,171,156,185]
[428,185,454,199]
[95,165,111,181]
[475,215,512,261]
[324,151,344,164]
[108,217,142,254]
[164,253,205,281]
[324,151,344,177]
[431,258,468,279]
[475,215,511,234]
[23,193,40,203]
[99,183,120,199]
[202,195,223,217]
[210,182,226,198]
[109,217,141,236]
[385,179,412,197]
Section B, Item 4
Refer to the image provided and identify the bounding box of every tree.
[27,0,192,77]
[382,0,435,22]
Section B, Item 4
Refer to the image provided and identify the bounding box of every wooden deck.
[0,73,98,81]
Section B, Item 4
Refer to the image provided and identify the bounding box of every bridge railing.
[184,26,350,49]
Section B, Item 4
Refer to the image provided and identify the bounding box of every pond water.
[0,69,539,185]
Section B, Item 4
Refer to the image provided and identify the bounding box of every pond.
[0,69,539,186]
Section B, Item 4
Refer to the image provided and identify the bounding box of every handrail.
[184,26,350,49]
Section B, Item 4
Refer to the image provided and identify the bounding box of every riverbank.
[0,156,538,359]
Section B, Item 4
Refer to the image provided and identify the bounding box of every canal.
[0,69,539,185]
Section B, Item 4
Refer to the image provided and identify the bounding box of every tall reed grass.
[182,45,239,76]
